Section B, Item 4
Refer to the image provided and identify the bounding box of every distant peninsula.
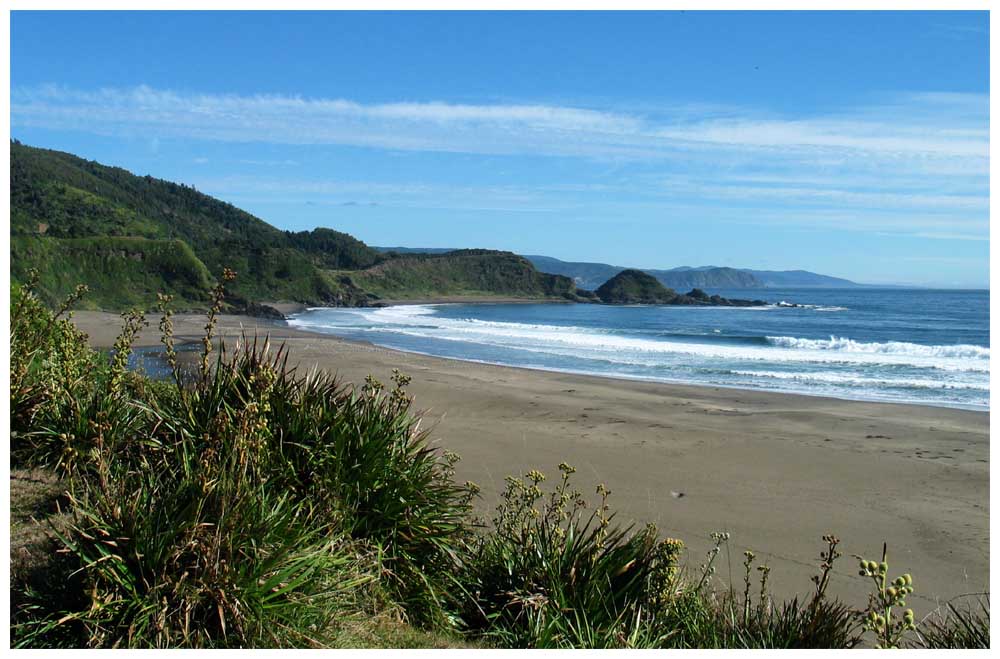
[593,269,767,306]
[375,250,863,290]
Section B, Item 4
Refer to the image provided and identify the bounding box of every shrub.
[12,272,475,646]
[914,597,989,649]
[10,275,98,451]
[855,544,917,648]
[264,363,477,628]
[11,274,356,647]
[635,534,861,649]
[459,464,683,648]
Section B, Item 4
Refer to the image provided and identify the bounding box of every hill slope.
[10,142,577,309]
[593,270,768,307]
[11,142,383,308]
[595,269,679,304]
[344,250,578,301]
[657,267,760,290]
[744,269,860,288]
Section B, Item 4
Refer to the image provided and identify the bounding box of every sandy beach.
[71,309,990,609]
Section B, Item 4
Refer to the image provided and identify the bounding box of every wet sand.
[72,310,990,609]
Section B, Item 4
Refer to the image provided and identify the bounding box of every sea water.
[287,288,989,410]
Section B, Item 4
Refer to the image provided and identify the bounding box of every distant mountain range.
[376,249,863,290]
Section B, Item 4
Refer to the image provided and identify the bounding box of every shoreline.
[128,310,988,415]
[282,304,989,414]
[70,311,990,608]
[291,340,993,414]
[263,296,576,316]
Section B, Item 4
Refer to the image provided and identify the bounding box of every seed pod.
[903,573,912,585]
[879,562,888,574]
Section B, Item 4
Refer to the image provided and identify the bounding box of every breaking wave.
[766,335,989,360]
[287,301,989,409]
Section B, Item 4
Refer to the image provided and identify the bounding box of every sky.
[10,10,990,288]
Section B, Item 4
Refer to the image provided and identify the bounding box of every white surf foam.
[729,369,989,391]
[286,305,988,408]
[291,306,988,374]
[766,335,989,360]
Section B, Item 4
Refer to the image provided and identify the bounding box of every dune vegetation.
[9,272,989,649]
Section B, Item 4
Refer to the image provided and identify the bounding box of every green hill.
[11,236,214,309]
[593,270,769,307]
[344,249,578,300]
[10,142,577,310]
[595,269,679,304]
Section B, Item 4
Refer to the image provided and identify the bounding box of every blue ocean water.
[287,288,990,410]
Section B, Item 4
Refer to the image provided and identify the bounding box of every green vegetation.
[12,236,213,310]
[595,268,680,304]
[343,249,578,300]
[856,547,916,649]
[594,269,767,306]
[11,141,582,311]
[9,277,989,648]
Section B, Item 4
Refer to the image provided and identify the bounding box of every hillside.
[658,266,760,290]
[595,269,679,304]
[10,142,577,309]
[593,270,768,307]
[745,269,861,288]
[343,250,580,301]
[374,246,459,255]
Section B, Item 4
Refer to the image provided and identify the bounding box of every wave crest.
[766,335,989,360]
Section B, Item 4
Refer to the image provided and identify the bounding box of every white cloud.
[11,84,987,165]
[237,158,300,167]
[908,232,990,242]
[11,84,988,241]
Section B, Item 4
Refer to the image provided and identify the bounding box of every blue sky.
[10,10,990,287]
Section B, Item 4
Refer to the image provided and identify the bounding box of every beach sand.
[72,310,989,609]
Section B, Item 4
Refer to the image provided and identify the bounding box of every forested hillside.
[10,142,577,310]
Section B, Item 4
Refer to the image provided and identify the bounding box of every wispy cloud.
[11,84,987,163]
[192,174,987,242]
[907,232,989,242]
[237,158,300,167]
[12,84,988,241]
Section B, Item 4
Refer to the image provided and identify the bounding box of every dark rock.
[234,301,286,320]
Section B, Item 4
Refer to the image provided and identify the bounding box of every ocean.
[286,288,990,411]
